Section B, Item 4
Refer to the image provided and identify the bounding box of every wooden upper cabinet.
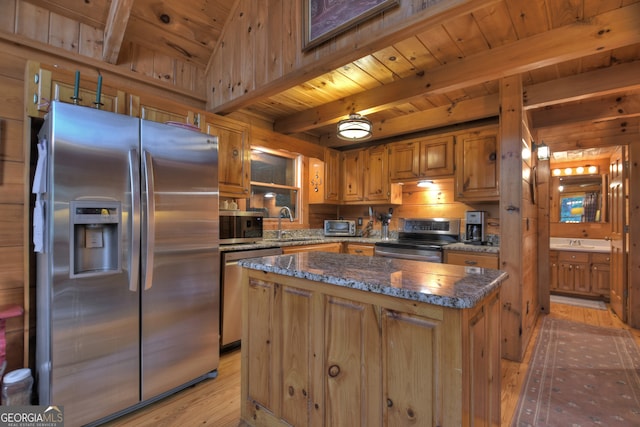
[26,62,125,116]
[389,135,454,181]
[324,148,341,202]
[342,149,365,202]
[342,146,401,204]
[130,93,201,128]
[389,140,420,180]
[420,135,454,177]
[309,148,340,204]
[364,145,389,201]
[454,127,499,201]
[205,115,250,197]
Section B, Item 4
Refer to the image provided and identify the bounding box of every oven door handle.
[374,248,441,262]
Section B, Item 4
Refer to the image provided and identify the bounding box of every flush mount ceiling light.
[532,140,550,161]
[337,113,372,141]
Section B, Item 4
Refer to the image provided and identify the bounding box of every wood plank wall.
[0,0,206,96]
[0,48,28,371]
[206,0,475,111]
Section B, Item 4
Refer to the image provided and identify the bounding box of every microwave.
[220,211,264,244]
[324,220,356,237]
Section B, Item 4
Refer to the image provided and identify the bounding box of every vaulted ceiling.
[20,0,640,156]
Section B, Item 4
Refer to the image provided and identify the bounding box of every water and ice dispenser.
[70,200,121,277]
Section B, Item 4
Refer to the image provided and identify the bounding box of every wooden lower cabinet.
[344,242,374,256]
[282,242,342,254]
[550,250,610,300]
[445,251,499,269]
[590,253,611,299]
[241,270,501,427]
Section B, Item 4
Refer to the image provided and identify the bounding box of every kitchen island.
[239,252,507,427]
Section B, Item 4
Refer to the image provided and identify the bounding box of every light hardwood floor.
[104,301,640,427]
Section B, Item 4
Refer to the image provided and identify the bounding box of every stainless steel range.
[374,218,460,262]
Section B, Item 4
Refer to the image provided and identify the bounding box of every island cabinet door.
[244,278,316,427]
[381,309,452,427]
[324,297,382,427]
[464,290,501,427]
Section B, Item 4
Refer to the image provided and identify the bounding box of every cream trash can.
[2,368,33,405]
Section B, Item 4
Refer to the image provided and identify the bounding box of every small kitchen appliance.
[219,211,264,244]
[324,219,356,236]
[465,211,488,244]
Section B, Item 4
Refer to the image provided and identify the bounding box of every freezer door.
[36,102,140,426]
[140,120,219,400]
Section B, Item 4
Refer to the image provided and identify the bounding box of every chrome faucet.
[277,206,294,239]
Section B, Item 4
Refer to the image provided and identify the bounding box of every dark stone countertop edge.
[239,253,507,309]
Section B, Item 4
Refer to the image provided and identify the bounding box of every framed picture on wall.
[303,0,399,50]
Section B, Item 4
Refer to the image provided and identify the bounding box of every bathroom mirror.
[553,174,606,223]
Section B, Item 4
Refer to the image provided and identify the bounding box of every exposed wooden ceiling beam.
[320,94,500,147]
[524,61,640,110]
[536,118,639,152]
[103,0,134,64]
[530,92,640,129]
[274,3,640,135]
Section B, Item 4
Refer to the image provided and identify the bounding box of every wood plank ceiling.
[22,0,640,155]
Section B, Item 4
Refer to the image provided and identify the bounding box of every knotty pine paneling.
[206,0,448,110]
[0,205,24,248]
[15,1,49,43]
[0,0,16,32]
[0,161,25,204]
[78,23,104,60]
[1,119,24,162]
[0,46,26,371]
[8,0,205,95]
[48,13,80,52]
[0,76,24,121]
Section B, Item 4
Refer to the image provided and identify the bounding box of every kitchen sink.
[551,244,595,249]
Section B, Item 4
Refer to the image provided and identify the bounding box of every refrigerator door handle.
[142,149,156,290]
[128,149,141,292]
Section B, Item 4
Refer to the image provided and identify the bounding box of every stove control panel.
[400,218,460,235]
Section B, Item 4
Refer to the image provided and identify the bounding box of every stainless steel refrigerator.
[35,101,219,426]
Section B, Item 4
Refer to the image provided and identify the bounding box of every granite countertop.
[239,251,507,309]
[220,236,381,252]
[221,236,499,253]
[444,243,500,254]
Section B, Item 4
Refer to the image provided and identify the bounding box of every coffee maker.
[465,211,487,244]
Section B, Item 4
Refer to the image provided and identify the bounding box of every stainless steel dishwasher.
[221,246,283,350]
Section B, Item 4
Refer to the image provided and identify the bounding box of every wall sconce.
[532,140,550,161]
[337,113,372,141]
[552,165,598,176]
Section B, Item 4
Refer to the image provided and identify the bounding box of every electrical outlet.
[357,217,363,226]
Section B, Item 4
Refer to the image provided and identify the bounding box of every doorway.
[542,145,629,322]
